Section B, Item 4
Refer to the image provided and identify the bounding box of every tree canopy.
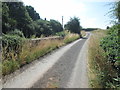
[50,19,63,34]
[26,5,40,21]
[114,1,120,22]
[2,2,63,38]
[64,17,82,35]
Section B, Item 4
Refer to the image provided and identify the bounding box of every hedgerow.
[100,25,119,67]
[2,34,24,61]
[100,25,120,88]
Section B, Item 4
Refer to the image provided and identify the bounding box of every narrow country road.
[3,33,90,88]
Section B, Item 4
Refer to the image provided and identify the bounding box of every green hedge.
[100,25,119,65]
[100,25,120,88]
[2,34,24,60]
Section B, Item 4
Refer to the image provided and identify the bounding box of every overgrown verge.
[88,26,120,88]
[88,30,108,88]
[2,31,80,76]
[81,30,86,37]
[63,33,79,44]
[100,25,120,88]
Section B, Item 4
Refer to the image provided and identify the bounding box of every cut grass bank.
[2,33,80,76]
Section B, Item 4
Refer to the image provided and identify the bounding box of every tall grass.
[63,33,79,44]
[88,30,117,88]
[2,33,80,76]
[19,39,64,65]
[81,30,86,37]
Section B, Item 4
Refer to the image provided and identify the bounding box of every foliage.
[63,33,79,44]
[64,17,82,36]
[100,25,120,88]
[9,29,25,38]
[109,1,120,23]
[2,1,81,76]
[114,1,120,22]
[5,2,34,38]
[56,30,70,37]
[35,19,53,37]
[96,2,120,85]
[2,2,63,38]
[2,32,80,76]
[100,25,119,67]
[56,31,66,37]
[82,28,98,31]
[2,2,16,33]
[88,30,119,88]
[106,26,110,29]
[88,30,107,88]
[49,19,63,34]
[2,60,19,76]
[2,34,24,61]
[19,40,63,65]
[81,30,86,37]
[26,5,40,21]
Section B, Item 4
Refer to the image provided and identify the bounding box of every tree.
[5,2,35,38]
[0,2,1,36]
[64,17,82,36]
[2,2,64,38]
[2,3,11,33]
[106,26,110,29]
[26,5,40,21]
[114,1,120,22]
[35,20,52,37]
[50,19,63,34]
[110,1,120,23]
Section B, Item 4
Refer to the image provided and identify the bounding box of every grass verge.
[63,33,79,44]
[2,33,80,76]
[88,30,118,88]
[81,30,86,37]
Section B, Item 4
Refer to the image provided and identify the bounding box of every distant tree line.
[2,2,63,38]
[82,28,99,31]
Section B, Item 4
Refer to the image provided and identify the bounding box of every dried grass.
[81,30,86,37]
[88,30,116,88]
[2,33,80,75]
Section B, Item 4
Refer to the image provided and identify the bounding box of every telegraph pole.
[62,16,64,29]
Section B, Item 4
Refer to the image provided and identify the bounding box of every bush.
[2,60,19,75]
[9,29,25,38]
[56,31,66,37]
[56,30,71,37]
[64,17,82,35]
[100,25,119,66]
[2,34,24,60]
[100,25,120,88]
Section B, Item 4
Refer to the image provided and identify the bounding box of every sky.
[22,0,115,29]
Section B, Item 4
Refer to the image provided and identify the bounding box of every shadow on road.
[82,37,88,39]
